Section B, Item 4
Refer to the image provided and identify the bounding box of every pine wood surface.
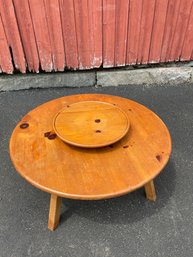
[53,101,130,148]
[9,94,172,200]
[48,194,62,231]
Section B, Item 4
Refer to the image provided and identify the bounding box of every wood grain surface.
[48,194,62,231]
[53,101,130,148]
[9,94,172,200]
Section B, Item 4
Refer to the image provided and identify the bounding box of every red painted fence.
[0,0,193,74]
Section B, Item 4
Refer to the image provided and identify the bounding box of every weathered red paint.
[103,0,116,67]
[181,4,193,60]
[0,15,13,73]
[114,0,129,66]
[0,0,193,74]
[126,0,143,65]
[0,0,26,72]
[28,0,53,71]
[74,0,92,69]
[149,0,168,63]
[13,0,39,72]
[169,0,193,61]
[59,0,78,69]
[160,0,181,62]
[44,0,65,71]
[137,0,156,64]
[88,0,102,67]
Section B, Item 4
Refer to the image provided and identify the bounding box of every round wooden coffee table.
[9,94,172,230]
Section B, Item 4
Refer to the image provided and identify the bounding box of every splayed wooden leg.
[48,194,62,231]
[144,180,156,201]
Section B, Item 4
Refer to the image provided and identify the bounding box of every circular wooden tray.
[53,101,130,148]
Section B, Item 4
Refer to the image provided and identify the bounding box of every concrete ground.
[0,84,192,257]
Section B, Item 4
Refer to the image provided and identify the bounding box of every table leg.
[144,180,156,201]
[48,194,62,231]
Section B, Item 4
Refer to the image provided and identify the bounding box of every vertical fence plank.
[181,4,193,60]
[28,0,53,71]
[0,14,13,73]
[88,0,95,68]
[44,0,65,71]
[13,0,39,72]
[103,0,116,67]
[1,1,193,73]
[137,0,156,64]
[114,0,129,66]
[160,0,181,62]
[59,0,78,69]
[88,0,102,68]
[74,0,92,69]
[126,0,143,65]
[149,0,168,63]
[169,0,193,61]
[0,0,26,73]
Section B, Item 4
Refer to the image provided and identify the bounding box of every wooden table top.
[53,100,130,148]
[10,94,172,200]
